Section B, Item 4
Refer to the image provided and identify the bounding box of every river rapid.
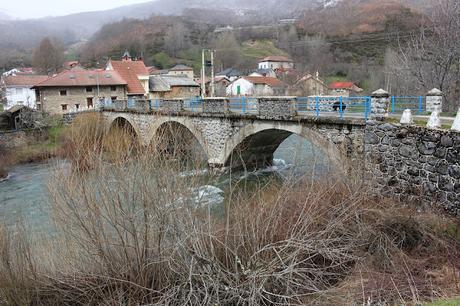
[0,135,332,234]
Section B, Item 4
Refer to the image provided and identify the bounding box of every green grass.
[241,40,288,60]
[424,297,460,306]
[324,75,348,85]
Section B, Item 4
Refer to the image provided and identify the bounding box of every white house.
[258,56,294,70]
[249,68,277,78]
[226,76,287,96]
[1,74,49,109]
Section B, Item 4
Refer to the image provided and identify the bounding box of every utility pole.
[201,49,206,99]
[210,50,215,97]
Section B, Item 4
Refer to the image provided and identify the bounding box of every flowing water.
[0,135,332,233]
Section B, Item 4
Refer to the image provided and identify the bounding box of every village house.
[226,76,287,97]
[167,64,194,79]
[149,75,200,99]
[258,56,294,70]
[249,68,277,78]
[289,72,329,96]
[33,70,127,114]
[196,76,231,97]
[1,74,49,109]
[329,81,364,97]
[106,52,150,98]
[216,68,242,82]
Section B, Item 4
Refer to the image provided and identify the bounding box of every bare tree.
[32,37,64,75]
[395,0,460,110]
[164,22,190,58]
[213,32,242,70]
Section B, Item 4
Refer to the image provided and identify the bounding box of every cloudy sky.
[2,0,152,19]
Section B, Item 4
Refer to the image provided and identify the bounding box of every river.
[0,135,332,233]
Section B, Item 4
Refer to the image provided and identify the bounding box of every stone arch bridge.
[95,95,460,215]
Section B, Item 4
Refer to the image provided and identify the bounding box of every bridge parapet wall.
[365,121,460,215]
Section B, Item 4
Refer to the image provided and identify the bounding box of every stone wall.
[0,129,48,150]
[365,121,460,215]
[38,85,126,115]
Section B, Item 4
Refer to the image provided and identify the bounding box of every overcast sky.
[2,0,152,19]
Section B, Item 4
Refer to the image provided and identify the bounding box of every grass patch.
[424,297,460,306]
[241,39,288,60]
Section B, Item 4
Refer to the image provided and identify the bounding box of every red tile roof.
[3,75,49,87]
[329,82,356,89]
[33,70,127,87]
[259,56,293,63]
[243,76,286,87]
[108,60,149,95]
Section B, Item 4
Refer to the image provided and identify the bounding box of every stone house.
[149,75,200,99]
[258,56,294,70]
[1,74,49,110]
[106,54,150,98]
[167,64,194,79]
[226,76,287,96]
[33,70,127,114]
[289,73,329,96]
[329,81,363,97]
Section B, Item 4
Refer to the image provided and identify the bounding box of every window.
[111,96,117,101]
[60,90,67,96]
[87,98,93,108]
[86,87,93,93]
[110,86,117,92]
[37,103,42,111]
[61,104,68,111]
[75,104,80,110]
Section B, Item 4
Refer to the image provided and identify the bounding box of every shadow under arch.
[221,122,346,171]
[106,116,141,149]
[149,120,208,165]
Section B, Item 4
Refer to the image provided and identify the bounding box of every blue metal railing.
[390,96,425,114]
[127,98,135,109]
[295,96,371,119]
[228,97,258,114]
[149,99,161,112]
[184,97,203,112]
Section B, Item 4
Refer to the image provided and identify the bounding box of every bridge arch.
[106,114,141,141]
[147,117,209,160]
[219,121,347,170]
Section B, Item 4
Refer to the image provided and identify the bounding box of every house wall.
[5,86,37,109]
[329,89,351,97]
[290,79,328,96]
[168,70,194,79]
[258,61,294,70]
[37,85,126,114]
[226,79,254,96]
[150,86,200,100]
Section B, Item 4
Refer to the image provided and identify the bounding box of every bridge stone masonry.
[97,89,460,215]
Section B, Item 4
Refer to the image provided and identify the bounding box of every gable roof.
[149,75,199,92]
[33,70,126,88]
[294,74,327,87]
[216,68,242,77]
[108,60,149,95]
[329,81,356,90]
[259,56,293,63]
[3,75,49,87]
[170,64,193,71]
[242,76,286,87]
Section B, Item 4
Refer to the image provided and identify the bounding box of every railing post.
[418,96,424,114]
[315,96,320,117]
[426,88,443,113]
[339,96,344,119]
[391,96,395,114]
[242,96,246,114]
[364,97,370,120]
[371,89,390,119]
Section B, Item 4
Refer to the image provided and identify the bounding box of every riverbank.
[0,125,65,178]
